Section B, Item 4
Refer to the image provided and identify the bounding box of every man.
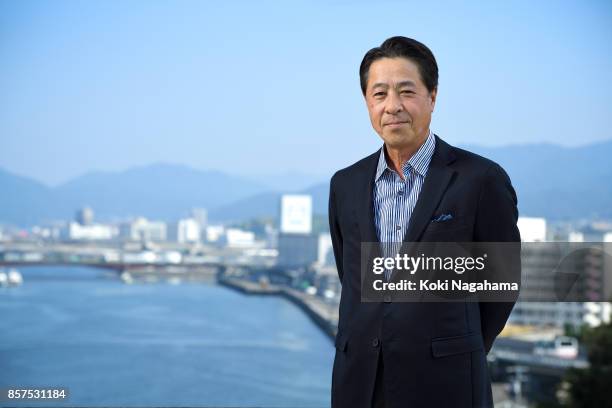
[328,37,520,408]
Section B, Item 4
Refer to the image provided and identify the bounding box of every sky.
[1,0,611,187]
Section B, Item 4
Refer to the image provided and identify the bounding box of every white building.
[177,219,200,243]
[584,302,612,327]
[277,194,317,267]
[205,225,225,243]
[168,218,201,243]
[317,233,334,266]
[121,217,167,241]
[280,195,312,234]
[568,231,584,242]
[517,217,547,242]
[222,228,256,248]
[65,222,115,241]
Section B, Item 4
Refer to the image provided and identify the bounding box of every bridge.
[0,241,275,277]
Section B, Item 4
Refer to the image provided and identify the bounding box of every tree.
[563,321,612,407]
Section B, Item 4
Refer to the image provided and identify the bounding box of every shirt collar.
[375,130,436,182]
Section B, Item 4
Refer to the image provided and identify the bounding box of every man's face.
[365,57,437,151]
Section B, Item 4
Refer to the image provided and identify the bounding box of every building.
[517,217,547,242]
[510,240,612,329]
[277,194,317,268]
[205,225,225,243]
[568,231,584,242]
[222,228,256,248]
[280,195,312,234]
[76,207,94,226]
[317,233,334,266]
[191,208,208,230]
[277,233,318,268]
[179,218,201,243]
[64,222,115,241]
[120,218,167,242]
[510,301,611,329]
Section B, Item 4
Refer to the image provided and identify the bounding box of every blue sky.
[1,0,611,186]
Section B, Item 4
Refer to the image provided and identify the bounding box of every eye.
[401,90,415,95]
[373,91,386,98]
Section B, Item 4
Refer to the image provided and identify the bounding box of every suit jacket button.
[372,338,380,347]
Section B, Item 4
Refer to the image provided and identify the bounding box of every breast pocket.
[423,216,474,242]
[425,216,470,233]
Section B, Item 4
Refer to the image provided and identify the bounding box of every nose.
[384,90,403,114]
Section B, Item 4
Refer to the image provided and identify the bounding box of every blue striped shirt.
[373,130,436,280]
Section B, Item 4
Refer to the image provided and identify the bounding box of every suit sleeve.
[328,174,344,284]
[474,163,521,353]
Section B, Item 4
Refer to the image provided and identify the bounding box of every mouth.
[384,121,409,128]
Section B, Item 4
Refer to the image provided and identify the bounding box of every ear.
[430,87,438,112]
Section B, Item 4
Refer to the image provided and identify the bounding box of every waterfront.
[0,266,334,407]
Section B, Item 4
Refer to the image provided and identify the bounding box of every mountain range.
[1,140,611,227]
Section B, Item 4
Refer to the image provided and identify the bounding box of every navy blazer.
[328,135,520,408]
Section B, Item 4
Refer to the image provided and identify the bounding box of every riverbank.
[218,277,338,341]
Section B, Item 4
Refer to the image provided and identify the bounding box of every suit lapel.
[356,149,381,244]
[403,136,457,243]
